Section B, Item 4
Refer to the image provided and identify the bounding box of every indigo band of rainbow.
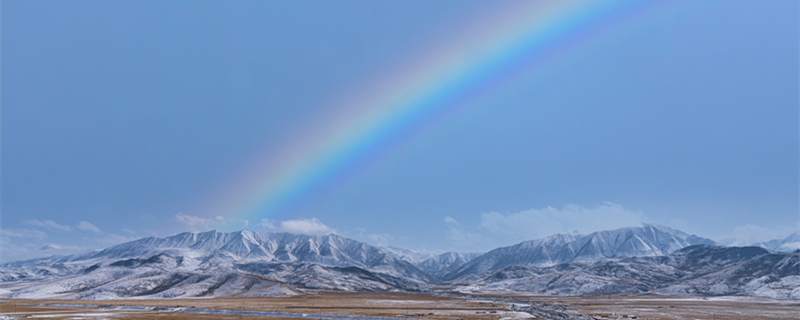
[212,0,667,228]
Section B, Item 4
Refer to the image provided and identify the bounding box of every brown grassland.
[0,292,797,319]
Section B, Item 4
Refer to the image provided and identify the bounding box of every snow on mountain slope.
[379,246,439,264]
[4,231,429,279]
[0,231,431,299]
[380,247,485,282]
[444,224,716,280]
[753,232,800,252]
[6,226,795,300]
[7,265,299,300]
[415,252,482,282]
[657,245,800,297]
[438,245,800,298]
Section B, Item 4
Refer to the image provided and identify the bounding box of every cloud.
[444,216,488,246]
[260,219,277,230]
[446,228,488,246]
[718,224,795,246]
[23,219,71,231]
[93,233,137,245]
[174,213,214,230]
[351,227,393,246]
[781,241,800,251]
[0,237,33,262]
[441,203,644,248]
[366,233,393,246]
[40,243,61,250]
[280,218,335,235]
[74,220,134,245]
[77,221,102,234]
[479,202,642,241]
[0,228,47,240]
[39,243,85,251]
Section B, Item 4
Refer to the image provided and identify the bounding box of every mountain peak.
[443,224,716,280]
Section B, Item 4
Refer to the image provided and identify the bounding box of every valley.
[1,292,798,320]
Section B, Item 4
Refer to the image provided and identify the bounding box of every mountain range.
[1,224,798,300]
[754,232,800,252]
[437,245,800,298]
[443,224,716,280]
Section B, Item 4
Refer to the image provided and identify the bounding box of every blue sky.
[1,0,798,262]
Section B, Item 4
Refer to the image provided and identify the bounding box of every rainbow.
[212,0,669,228]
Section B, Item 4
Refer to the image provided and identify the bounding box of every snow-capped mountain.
[379,246,439,264]
[438,245,800,298]
[3,225,797,300]
[379,247,483,281]
[444,224,717,280]
[5,230,429,281]
[0,231,431,299]
[753,232,800,252]
[415,252,482,282]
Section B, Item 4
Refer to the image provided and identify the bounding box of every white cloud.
[77,221,102,234]
[446,227,488,246]
[444,216,488,246]
[718,224,795,246]
[781,242,800,251]
[479,202,642,241]
[367,233,393,246]
[280,218,335,235]
[174,213,214,231]
[0,228,47,240]
[39,243,85,251]
[0,237,33,263]
[122,229,136,235]
[441,203,644,248]
[23,219,71,231]
[93,233,137,246]
[40,243,61,250]
[350,227,393,246]
[260,219,277,229]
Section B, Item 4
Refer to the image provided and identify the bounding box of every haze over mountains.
[1,224,798,300]
[753,232,800,252]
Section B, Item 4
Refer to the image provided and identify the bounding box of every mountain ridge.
[3,225,797,300]
[444,224,717,280]
[436,244,800,298]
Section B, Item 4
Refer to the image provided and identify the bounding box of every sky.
[1,0,798,263]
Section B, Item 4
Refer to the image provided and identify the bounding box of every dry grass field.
[0,292,797,319]
[482,292,800,320]
[0,292,516,320]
